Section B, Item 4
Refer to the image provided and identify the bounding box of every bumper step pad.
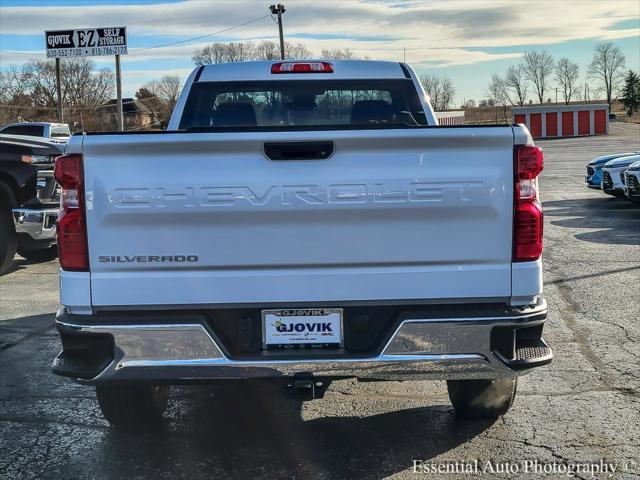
[516,344,552,361]
[495,338,553,370]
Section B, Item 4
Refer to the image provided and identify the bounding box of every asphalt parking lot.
[1,122,639,480]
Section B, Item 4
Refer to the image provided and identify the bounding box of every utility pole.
[55,58,63,122]
[585,82,589,102]
[269,4,286,60]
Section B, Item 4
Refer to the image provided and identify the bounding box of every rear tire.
[17,245,58,262]
[447,377,517,419]
[0,207,17,275]
[96,385,169,428]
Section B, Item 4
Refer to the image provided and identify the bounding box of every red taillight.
[271,62,333,74]
[514,145,543,262]
[517,145,543,180]
[514,201,543,261]
[54,154,88,271]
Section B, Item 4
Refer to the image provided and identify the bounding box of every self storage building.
[512,104,609,138]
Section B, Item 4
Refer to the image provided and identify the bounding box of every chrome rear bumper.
[53,300,550,384]
[12,207,58,241]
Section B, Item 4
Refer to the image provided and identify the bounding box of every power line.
[0,50,46,56]
[0,13,271,57]
[128,14,271,51]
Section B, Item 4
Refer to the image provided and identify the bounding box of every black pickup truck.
[0,135,63,274]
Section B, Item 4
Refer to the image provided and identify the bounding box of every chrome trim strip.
[122,353,485,368]
[90,297,511,312]
[89,356,499,383]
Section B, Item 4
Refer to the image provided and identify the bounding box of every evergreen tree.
[621,70,640,116]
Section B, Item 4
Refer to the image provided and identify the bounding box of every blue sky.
[1,0,638,105]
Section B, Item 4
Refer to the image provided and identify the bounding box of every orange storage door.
[530,113,542,137]
[546,112,558,137]
[562,111,574,136]
[514,114,526,124]
[578,111,590,135]
[594,110,607,134]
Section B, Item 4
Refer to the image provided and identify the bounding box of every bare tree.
[522,50,555,105]
[440,77,455,111]
[420,74,455,111]
[420,75,442,109]
[486,74,510,122]
[285,42,311,59]
[420,74,441,110]
[155,75,182,112]
[192,42,255,65]
[225,42,255,62]
[62,59,114,108]
[321,48,356,60]
[504,64,528,106]
[23,60,60,108]
[555,57,580,105]
[588,41,626,106]
[135,86,164,123]
[254,40,280,60]
[0,65,34,124]
[137,75,182,122]
[192,43,228,65]
[193,40,311,65]
[574,84,583,102]
[0,65,31,105]
[24,58,114,109]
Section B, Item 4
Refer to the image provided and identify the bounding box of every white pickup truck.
[0,122,70,143]
[52,60,551,426]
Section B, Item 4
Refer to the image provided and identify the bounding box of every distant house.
[100,98,154,130]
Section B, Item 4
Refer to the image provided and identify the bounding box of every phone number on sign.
[46,46,127,58]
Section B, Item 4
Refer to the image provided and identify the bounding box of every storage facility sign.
[45,28,127,58]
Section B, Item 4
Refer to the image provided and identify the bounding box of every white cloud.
[1,0,638,101]
[1,0,638,54]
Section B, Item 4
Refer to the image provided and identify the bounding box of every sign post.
[115,54,123,131]
[45,27,128,130]
[55,58,63,122]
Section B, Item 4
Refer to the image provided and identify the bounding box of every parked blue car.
[586,152,639,188]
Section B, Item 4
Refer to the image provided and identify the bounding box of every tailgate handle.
[264,141,333,161]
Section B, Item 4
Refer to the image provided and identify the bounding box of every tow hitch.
[285,373,329,400]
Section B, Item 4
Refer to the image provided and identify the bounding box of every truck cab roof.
[195,60,410,82]
[1,122,67,127]
[0,122,70,142]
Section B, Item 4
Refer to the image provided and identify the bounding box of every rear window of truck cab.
[50,125,70,138]
[178,79,428,131]
[0,125,45,136]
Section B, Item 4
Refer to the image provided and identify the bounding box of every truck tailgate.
[82,127,514,306]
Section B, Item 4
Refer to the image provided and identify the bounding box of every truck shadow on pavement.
[0,313,55,350]
[544,197,640,245]
[2,255,57,275]
[1,314,495,479]
[94,381,494,480]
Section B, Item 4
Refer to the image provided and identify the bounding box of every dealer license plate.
[262,308,343,349]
